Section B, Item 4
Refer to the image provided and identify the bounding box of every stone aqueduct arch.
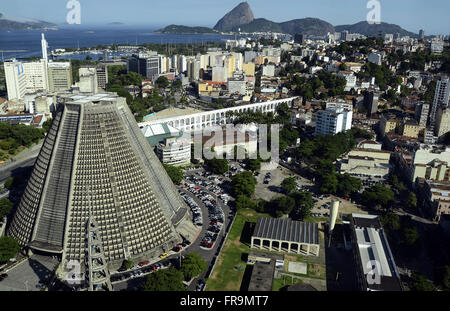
[138,97,297,132]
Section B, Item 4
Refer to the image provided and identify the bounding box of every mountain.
[234,17,334,36]
[214,2,254,32]
[232,18,283,33]
[155,25,219,34]
[335,21,417,38]
[280,18,335,36]
[0,13,57,30]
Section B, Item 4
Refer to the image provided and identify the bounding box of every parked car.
[138,261,149,267]
[159,253,168,259]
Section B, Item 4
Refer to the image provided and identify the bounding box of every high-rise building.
[8,93,189,279]
[436,108,450,138]
[4,59,27,100]
[431,38,444,54]
[79,67,98,93]
[364,90,379,116]
[95,64,108,89]
[23,59,49,93]
[127,53,160,80]
[41,33,48,61]
[212,66,227,83]
[340,31,349,41]
[314,103,353,136]
[294,33,306,45]
[430,76,450,125]
[414,102,430,127]
[47,62,72,92]
[419,29,425,40]
[5,33,50,100]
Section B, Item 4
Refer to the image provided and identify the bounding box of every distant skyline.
[1,0,449,35]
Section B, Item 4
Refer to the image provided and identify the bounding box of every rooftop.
[252,217,319,245]
[351,213,402,291]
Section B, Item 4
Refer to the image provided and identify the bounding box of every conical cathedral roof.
[8,93,187,269]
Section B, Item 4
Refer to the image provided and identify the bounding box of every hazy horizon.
[1,0,450,35]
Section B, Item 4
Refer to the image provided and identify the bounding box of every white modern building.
[314,103,353,136]
[4,59,27,100]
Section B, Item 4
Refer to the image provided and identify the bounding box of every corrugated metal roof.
[253,217,319,245]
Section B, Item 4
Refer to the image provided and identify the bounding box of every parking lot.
[113,167,234,291]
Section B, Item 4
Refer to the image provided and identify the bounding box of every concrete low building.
[250,217,320,256]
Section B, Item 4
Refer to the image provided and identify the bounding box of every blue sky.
[2,0,449,34]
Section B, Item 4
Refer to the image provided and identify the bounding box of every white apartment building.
[262,64,275,77]
[314,103,353,136]
[23,59,49,93]
[4,59,27,100]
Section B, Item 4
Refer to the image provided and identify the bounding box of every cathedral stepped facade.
[8,93,190,274]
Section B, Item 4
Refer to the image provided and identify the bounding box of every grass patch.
[206,209,270,291]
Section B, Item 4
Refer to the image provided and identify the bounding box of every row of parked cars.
[112,262,171,282]
[179,190,203,226]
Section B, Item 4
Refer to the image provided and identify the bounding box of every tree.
[290,191,313,220]
[205,158,229,175]
[402,226,419,246]
[235,195,257,210]
[123,259,134,270]
[143,267,186,291]
[172,79,182,90]
[0,198,13,219]
[380,212,400,232]
[361,184,394,209]
[4,177,14,189]
[155,76,169,89]
[231,172,256,197]
[410,272,435,291]
[0,236,21,263]
[318,173,338,194]
[406,192,417,210]
[180,252,207,280]
[246,158,261,171]
[42,118,52,133]
[336,174,362,197]
[271,196,295,217]
[281,177,297,194]
[163,164,184,184]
